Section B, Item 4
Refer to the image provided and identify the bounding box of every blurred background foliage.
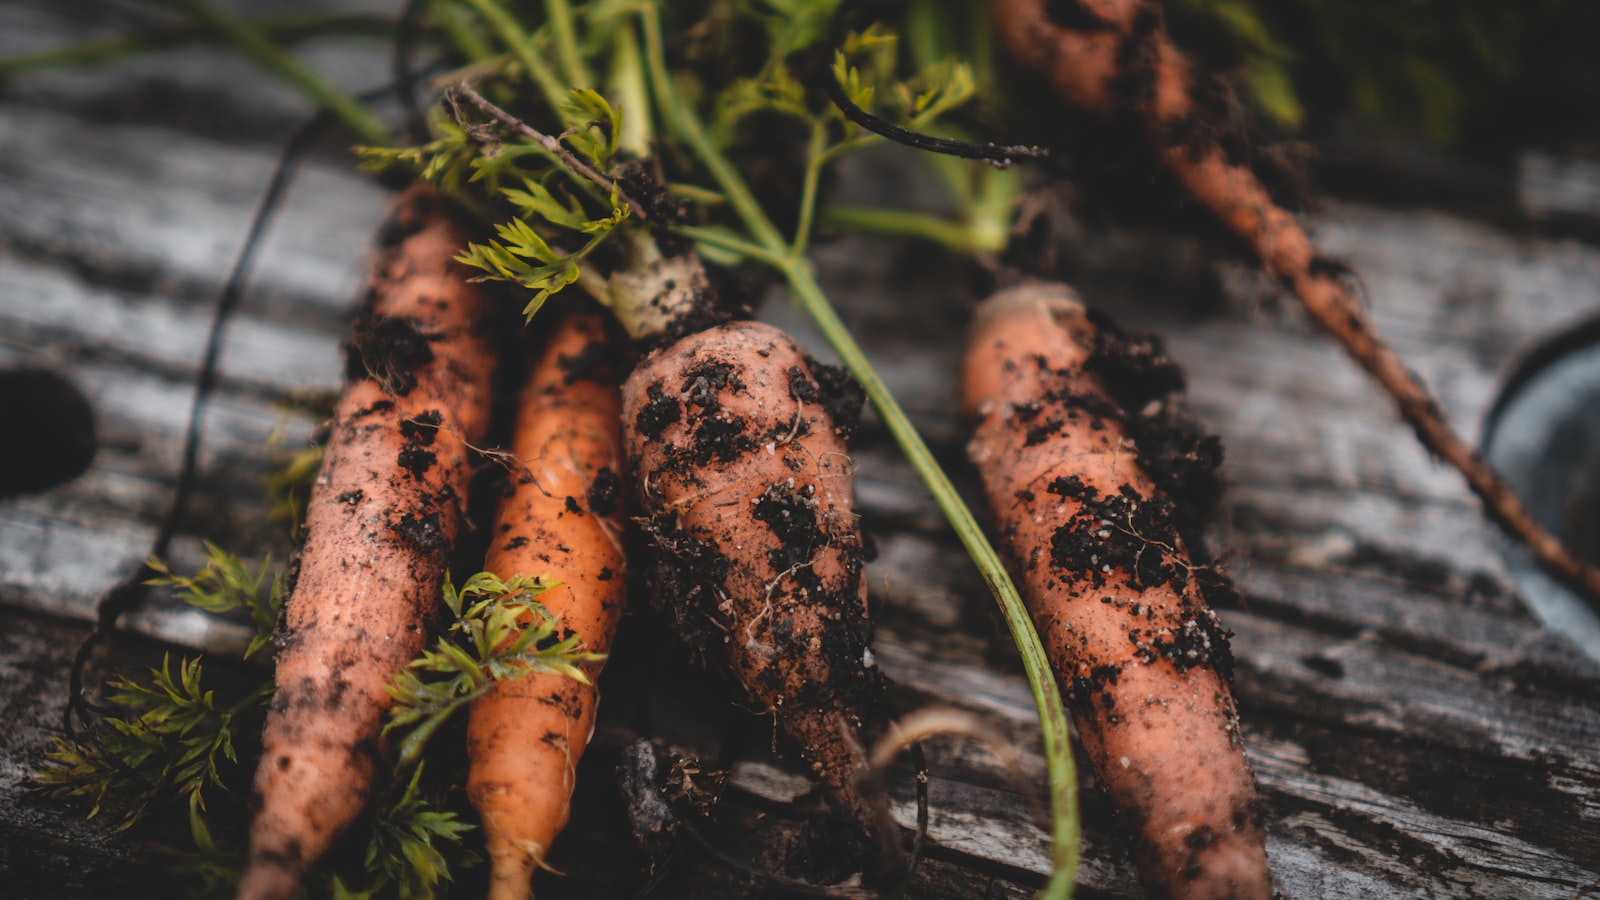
[1169,0,1600,153]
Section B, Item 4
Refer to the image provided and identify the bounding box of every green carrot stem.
[823,204,1001,255]
[429,0,495,63]
[457,0,569,119]
[791,121,829,257]
[543,0,592,88]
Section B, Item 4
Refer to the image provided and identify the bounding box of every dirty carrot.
[987,0,1600,602]
[466,308,628,900]
[237,184,499,900]
[964,282,1271,900]
[612,242,897,873]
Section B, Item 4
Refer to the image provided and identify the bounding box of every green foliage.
[146,544,283,660]
[36,556,545,896]
[356,114,480,192]
[385,571,600,772]
[37,547,281,834]
[36,655,272,834]
[710,17,975,158]
[712,61,810,142]
[361,84,633,319]
[1175,0,1600,144]
[808,0,1015,256]
[562,87,623,170]
[1177,0,1302,129]
[359,765,477,898]
[455,183,628,320]
[264,442,324,536]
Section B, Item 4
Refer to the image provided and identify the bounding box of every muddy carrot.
[237,184,499,900]
[466,309,628,900]
[964,281,1271,900]
[610,239,897,873]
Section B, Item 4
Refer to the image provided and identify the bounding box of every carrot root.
[964,282,1271,900]
[466,308,629,900]
[622,319,895,867]
[237,185,499,900]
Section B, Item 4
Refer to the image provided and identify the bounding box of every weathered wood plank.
[2,2,1599,898]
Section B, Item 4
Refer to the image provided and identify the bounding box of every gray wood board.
[2,3,1598,898]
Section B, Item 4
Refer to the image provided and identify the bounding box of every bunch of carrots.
[36,2,1600,899]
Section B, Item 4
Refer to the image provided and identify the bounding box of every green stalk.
[157,0,391,146]
[608,26,652,160]
[822,204,1001,255]
[640,7,1078,896]
[429,0,495,63]
[640,7,787,254]
[0,13,390,78]
[791,120,830,257]
[544,0,592,88]
[458,0,569,118]
[675,225,788,269]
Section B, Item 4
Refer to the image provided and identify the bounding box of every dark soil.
[344,314,436,396]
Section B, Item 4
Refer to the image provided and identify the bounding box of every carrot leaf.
[562,87,623,170]
[146,545,284,660]
[384,571,603,772]
[263,442,324,536]
[35,655,273,832]
[356,115,479,192]
[361,763,476,898]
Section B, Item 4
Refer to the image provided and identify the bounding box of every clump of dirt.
[752,480,826,571]
[800,356,867,441]
[745,476,881,731]
[677,360,758,465]
[633,514,732,669]
[399,411,442,444]
[586,467,621,517]
[393,510,447,552]
[1084,313,1226,554]
[632,383,682,440]
[396,411,443,479]
[345,315,437,396]
[1046,476,1186,594]
[614,160,691,226]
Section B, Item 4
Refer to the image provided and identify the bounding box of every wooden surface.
[3,2,1600,897]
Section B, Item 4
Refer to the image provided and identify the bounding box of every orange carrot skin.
[466,310,628,900]
[622,320,884,839]
[989,0,1193,120]
[238,186,499,900]
[964,284,1270,900]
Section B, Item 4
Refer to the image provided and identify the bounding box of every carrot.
[236,184,499,900]
[614,247,894,870]
[963,282,1271,900]
[988,0,1600,601]
[465,308,628,900]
